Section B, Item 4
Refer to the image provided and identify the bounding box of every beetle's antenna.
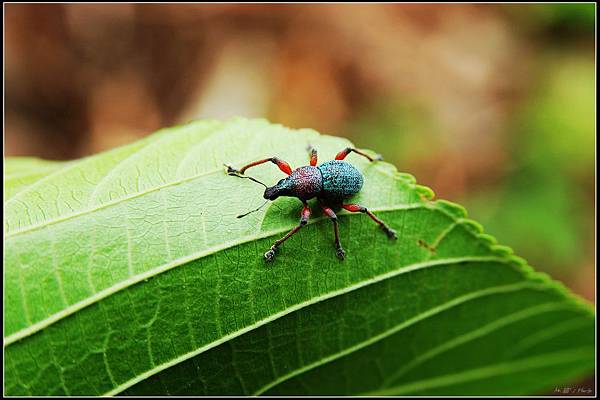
[228,172,268,188]
[237,200,269,218]
[239,175,268,188]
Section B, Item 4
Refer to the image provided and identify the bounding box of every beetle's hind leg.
[265,203,311,262]
[320,204,345,260]
[342,204,397,239]
[334,147,383,162]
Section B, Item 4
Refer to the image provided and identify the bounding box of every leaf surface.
[4,118,594,395]
[4,157,70,201]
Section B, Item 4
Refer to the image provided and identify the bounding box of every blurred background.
[4,4,595,310]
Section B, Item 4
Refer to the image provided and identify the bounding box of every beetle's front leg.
[225,157,293,176]
[265,203,311,262]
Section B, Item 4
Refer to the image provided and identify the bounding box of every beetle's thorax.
[290,166,323,200]
[263,165,323,201]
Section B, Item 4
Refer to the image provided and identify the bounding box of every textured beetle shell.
[318,160,364,201]
[290,166,324,200]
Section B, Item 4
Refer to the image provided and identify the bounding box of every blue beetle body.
[319,160,364,201]
[264,160,363,203]
[226,146,396,262]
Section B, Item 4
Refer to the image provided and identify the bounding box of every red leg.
[227,157,292,176]
[309,147,318,166]
[265,203,311,262]
[342,204,397,239]
[335,147,383,162]
[321,204,345,260]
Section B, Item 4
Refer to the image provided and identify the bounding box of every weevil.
[225,146,397,262]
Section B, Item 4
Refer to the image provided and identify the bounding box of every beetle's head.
[264,177,293,201]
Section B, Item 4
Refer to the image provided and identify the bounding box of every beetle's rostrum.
[225,146,396,262]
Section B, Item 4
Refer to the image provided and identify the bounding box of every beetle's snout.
[263,186,279,201]
[264,177,292,200]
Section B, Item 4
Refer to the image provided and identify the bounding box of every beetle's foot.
[224,164,242,176]
[383,226,397,240]
[264,246,277,262]
[336,247,346,260]
[374,154,383,161]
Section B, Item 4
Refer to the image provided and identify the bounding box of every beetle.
[225,146,396,262]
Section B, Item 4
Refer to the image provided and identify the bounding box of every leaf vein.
[252,281,545,395]
[363,347,593,396]
[4,205,426,346]
[101,256,510,396]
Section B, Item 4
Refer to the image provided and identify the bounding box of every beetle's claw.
[336,247,346,260]
[224,164,242,176]
[265,247,277,262]
[383,227,397,240]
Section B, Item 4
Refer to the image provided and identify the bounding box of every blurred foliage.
[344,100,438,168]
[519,56,595,174]
[513,3,596,33]
[466,53,594,273]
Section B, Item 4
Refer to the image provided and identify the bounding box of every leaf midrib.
[6,149,391,238]
[85,120,224,206]
[5,120,325,236]
[6,163,224,238]
[4,142,396,240]
[4,203,430,346]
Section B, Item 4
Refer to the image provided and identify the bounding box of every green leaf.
[4,157,70,201]
[4,118,594,396]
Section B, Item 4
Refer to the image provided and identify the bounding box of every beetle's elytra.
[225,146,396,262]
